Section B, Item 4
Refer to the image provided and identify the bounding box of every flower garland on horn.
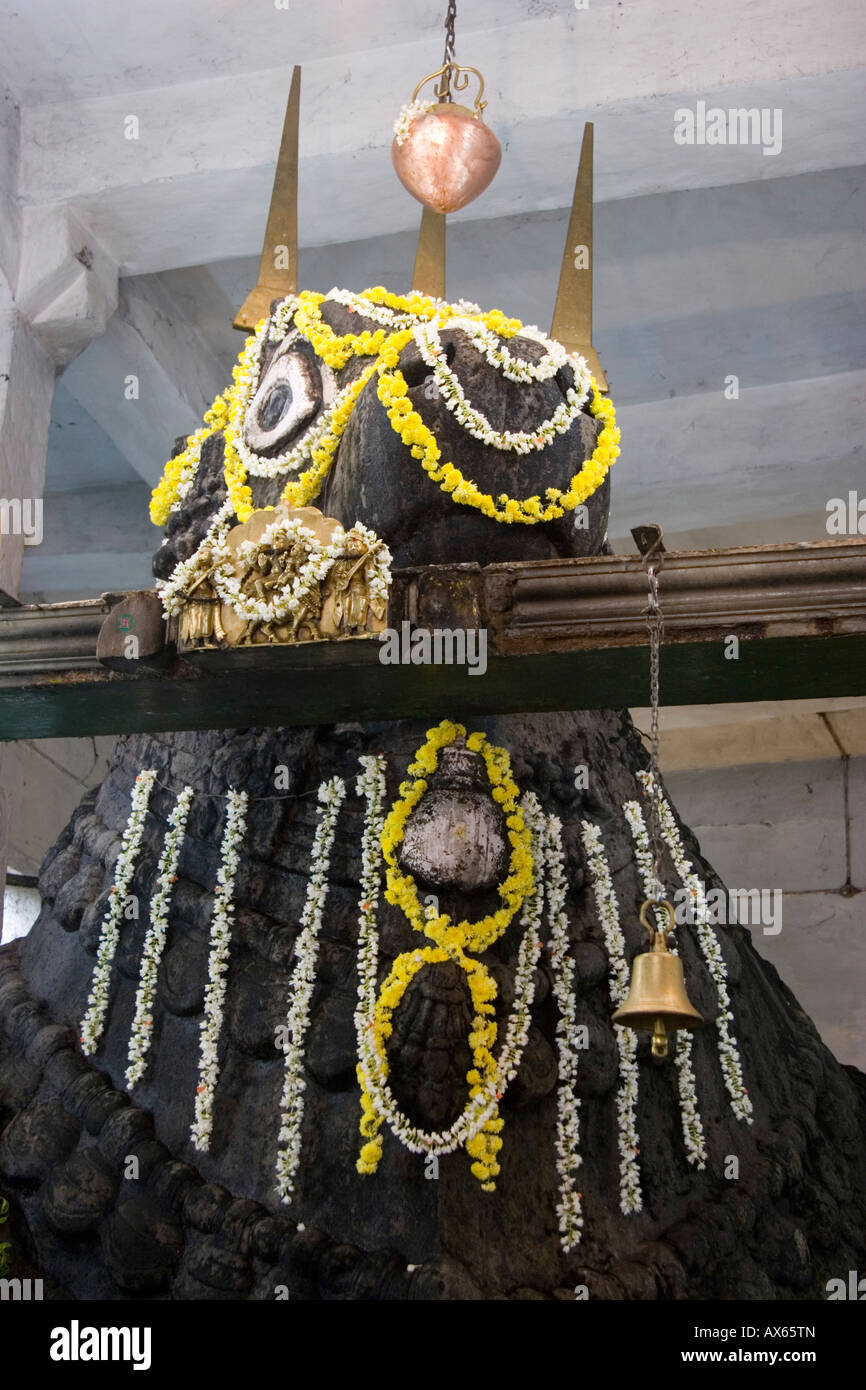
[191,788,248,1153]
[624,799,708,1171]
[275,776,347,1204]
[80,770,157,1057]
[637,772,753,1125]
[150,286,620,532]
[126,783,194,1088]
[354,723,541,1190]
[581,819,643,1215]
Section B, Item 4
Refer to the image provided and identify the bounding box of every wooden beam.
[1,636,864,744]
[0,541,863,742]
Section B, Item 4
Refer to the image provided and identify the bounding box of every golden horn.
[550,122,608,391]
[234,65,301,331]
[411,206,446,300]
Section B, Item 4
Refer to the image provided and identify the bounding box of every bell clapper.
[650,917,672,1058]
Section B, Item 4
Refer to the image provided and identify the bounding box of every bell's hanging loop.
[612,900,703,1060]
[639,896,675,945]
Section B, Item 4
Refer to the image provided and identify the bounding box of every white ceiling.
[10,1,865,274]
[0,0,549,102]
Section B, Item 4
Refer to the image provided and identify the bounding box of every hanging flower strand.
[355,767,543,1186]
[191,788,248,1153]
[353,755,390,1177]
[580,820,643,1215]
[545,812,584,1251]
[80,770,157,1057]
[126,783,194,1088]
[623,799,707,1171]
[275,776,347,1204]
[637,772,753,1125]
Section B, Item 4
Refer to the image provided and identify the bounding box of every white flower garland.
[459,317,570,383]
[125,784,194,1089]
[157,498,236,618]
[354,792,545,1157]
[414,317,592,454]
[207,520,335,626]
[353,755,389,1027]
[580,820,643,1215]
[80,770,156,1057]
[321,286,422,332]
[393,98,436,146]
[191,788,248,1153]
[623,799,708,1171]
[271,288,484,345]
[275,776,347,1204]
[637,773,753,1125]
[545,812,584,1251]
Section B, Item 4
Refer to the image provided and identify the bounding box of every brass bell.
[612,900,703,1058]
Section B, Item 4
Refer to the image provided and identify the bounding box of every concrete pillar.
[0,77,120,932]
[0,269,56,602]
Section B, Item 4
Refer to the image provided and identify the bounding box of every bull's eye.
[259,381,293,431]
[243,331,335,458]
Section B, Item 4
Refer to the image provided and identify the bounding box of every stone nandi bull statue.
[1,147,864,1305]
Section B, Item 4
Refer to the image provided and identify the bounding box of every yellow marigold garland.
[149,394,230,527]
[355,721,537,1191]
[380,720,533,954]
[376,366,619,524]
[293,292,390,370]
[150,286,618,530]
[358,941,505,1189]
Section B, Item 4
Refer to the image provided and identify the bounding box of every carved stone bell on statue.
[399,738,508,893]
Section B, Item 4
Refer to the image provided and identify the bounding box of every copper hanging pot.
[612,900,703,1058]
[392,64,502,215]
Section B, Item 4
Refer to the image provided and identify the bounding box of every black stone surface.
[2,296,864,1300]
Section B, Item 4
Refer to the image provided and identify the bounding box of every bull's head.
[151,286,619,580]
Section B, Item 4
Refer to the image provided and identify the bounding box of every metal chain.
[442,0,458,99]
[645,556,666,907]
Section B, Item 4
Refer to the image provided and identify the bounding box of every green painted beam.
[1,632,864,743]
